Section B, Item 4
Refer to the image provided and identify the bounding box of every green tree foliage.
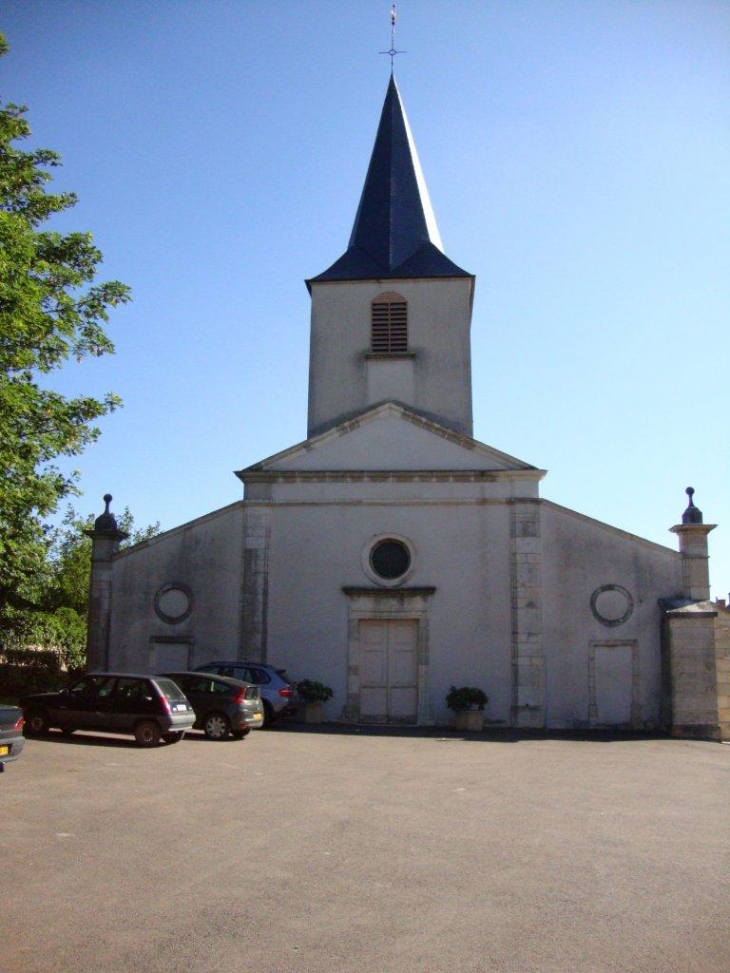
[1,507,159,689]
[35,507,159,668]
[49,506,160,616]
[0,34,131,632]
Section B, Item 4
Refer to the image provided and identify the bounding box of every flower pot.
[304,701,324,724]
[454,709,483,732]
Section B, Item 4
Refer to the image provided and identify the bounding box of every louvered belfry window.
[371,293,408,354]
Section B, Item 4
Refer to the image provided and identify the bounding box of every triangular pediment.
[238,402,541,476]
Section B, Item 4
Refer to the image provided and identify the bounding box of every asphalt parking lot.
[3,724,729,973]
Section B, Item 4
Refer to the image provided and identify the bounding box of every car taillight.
[13,715,24,731]
[231,689,247,705]
[160,696,172,715]
[278,687,293,698]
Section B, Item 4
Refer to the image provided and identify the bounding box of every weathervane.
[379,3,406,71]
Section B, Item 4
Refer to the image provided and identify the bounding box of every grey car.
[0,705,26,771]
[21,673,195,747]
[161,672,264,739]
[194,661,296,726]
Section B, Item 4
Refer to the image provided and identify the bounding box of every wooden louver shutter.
[371,297,407,353]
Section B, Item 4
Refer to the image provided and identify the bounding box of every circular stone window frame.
[154,583,194,625]
[362,534,417,588]
[590,583,634,628]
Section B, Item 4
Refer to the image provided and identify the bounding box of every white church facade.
[88,76,729,739]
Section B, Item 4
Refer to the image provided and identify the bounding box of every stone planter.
[304,701,324,724]
[454,709,483,732]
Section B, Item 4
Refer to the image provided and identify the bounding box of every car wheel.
[203,712,231,740]
[163,731,184,744]
[25,709,50,735]
[231,728,251,740]
[134,720,162,747]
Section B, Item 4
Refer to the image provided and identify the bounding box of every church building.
[88,75,729,739]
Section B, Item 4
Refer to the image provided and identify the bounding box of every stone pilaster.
[85,495,128,671]
[509,499,545,728]
[240,505,271,663]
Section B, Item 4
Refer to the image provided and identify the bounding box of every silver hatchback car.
[194,661,296,727]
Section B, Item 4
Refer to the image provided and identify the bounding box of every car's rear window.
[155,678,188,703]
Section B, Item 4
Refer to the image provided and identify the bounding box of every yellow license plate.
[0,745,9,756]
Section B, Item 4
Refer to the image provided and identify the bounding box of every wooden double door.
[359,618,418,723]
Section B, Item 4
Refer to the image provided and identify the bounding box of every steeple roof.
[308,76,471,287]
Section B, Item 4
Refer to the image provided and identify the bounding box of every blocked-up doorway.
[359,619,418,723]
[152,640,192,673]
[589,641,639,728]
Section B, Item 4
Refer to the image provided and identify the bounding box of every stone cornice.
[342,586,437,597]
[659,597,718,617]
[237,469,544,485]
[670,523,717,536]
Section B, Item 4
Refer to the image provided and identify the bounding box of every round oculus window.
[370,539,411,580]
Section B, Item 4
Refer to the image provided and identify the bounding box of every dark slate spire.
[309,76,471,285]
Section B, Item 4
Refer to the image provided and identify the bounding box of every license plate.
[251,714,263,722]
[173,704,188,712]
[0,745,9,756]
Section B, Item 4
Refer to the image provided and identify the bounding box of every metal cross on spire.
[379,3,406,71]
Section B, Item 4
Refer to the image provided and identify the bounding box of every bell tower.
[306,76,475,439]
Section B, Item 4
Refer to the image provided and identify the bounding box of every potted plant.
[446,685,488,731]
[296,679,333,724]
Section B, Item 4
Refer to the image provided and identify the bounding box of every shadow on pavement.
[24,729,246,748]
[271,719,668,744]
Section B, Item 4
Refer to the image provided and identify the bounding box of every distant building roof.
[308,75,472,288]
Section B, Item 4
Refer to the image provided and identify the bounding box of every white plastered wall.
[254,484,516,726]
[108,503,245,672]
[540,501,684,728]
[308,278,474,438]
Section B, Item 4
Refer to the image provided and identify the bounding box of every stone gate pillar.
[85,495,129,671]
[662,488,727,741]
[670,487,716,601]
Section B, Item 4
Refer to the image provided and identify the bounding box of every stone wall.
[713,599,730,739]
[663,598,730,742]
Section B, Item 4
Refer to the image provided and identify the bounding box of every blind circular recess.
[154,584,193,624]
[590,584,634,627]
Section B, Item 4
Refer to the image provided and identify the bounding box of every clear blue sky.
[2,1,728,596]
